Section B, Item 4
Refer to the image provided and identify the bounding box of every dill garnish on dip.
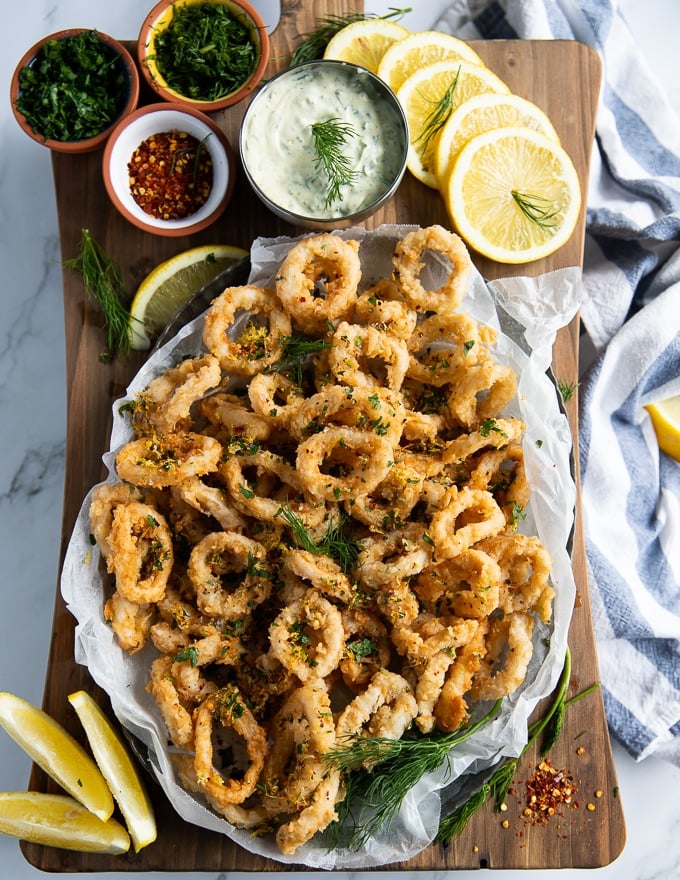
[150,2,258,102]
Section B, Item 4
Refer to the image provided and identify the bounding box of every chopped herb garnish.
[311,118,359,207]
[151,2,258,102]
[15,30,129,142]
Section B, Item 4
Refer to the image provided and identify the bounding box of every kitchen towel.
[436,0,680,765]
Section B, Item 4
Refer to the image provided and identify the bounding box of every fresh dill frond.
[436,648,601,845]
[414,66,461,157]
[324,699,502,851]
[275,504,360,574]
[267,334,332,385]
[557,378,578,403]
[64,228,134,359]
[289,8,413,67]
[311,118,359,207]
[511,190,560,228]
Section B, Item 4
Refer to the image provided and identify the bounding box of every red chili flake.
[128,129,213,220]
[521,759,578,827]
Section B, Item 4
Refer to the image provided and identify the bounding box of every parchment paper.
[60,225,580,869]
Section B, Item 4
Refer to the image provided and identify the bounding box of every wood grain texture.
[22,0,626,871]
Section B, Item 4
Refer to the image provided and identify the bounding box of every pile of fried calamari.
[90,226,554,855]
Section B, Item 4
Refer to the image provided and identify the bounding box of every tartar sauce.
[240,62,407,220]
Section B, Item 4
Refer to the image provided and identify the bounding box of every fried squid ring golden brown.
[275,234,361,335]
[329,321,410,391]
[193,686,268,806]
[336,669,418,753]
[268,588,345,681]
[203,285,291,375]
[129,354,222,436]
[296,426,393,502]
[429,486,506,560]
[108,501,173,603]
[392,224,472,315]
[115,432,222,488]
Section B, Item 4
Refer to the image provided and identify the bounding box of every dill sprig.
[436,648,601,845]
[64,228,133,359]
[311,118,359,208]
[289,8,413,67]
[267,334,332,386]
[414,66,461,158]
[511,190,560,228]
[557,378,579,403]
[276,503,360,575]
[324,699,502,851]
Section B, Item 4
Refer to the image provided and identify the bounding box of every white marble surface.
[2,1,680,878]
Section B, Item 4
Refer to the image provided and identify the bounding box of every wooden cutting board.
[22,0,626,871]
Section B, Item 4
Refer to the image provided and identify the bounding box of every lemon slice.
[68,691,156,852]
[397,60,510,188]
[129,243,248,350]
[646,396,680,461]
[377,29,485,93]
[444,126,582,264]
[0,792,130,853]
[434,92,560,186]
[323,19,410,73]
[0,692,114,822]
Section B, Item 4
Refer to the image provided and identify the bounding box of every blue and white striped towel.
[437,0,680,765]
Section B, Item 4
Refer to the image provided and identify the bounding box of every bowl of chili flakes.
[138,0,270,112]
[103,103,236,237]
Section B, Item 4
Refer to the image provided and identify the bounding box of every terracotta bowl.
[10,29,139,154]
[103,103,236,237]
[138,0,270,112]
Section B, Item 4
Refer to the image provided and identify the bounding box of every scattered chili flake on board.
[128,129,213,220]
[522,759,578,826]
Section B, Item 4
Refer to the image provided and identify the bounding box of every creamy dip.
[240,62,407,220]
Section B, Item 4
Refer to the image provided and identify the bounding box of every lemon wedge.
[377,29,484,93]
[0,692,114,822]
[444,126,582,264]
[323,18,410,73]
[434,92,560,187]
[646,396,680,461]
[68,691,156,852]
[0,792,130,853]
[129,243,248,350]
[396,60,510,188]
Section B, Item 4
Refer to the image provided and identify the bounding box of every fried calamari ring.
[469,611,536,702]
[357,524,432,588]
[329,321,410,391]
[276,767,342,856]
[441,417,525,466]
[193,686,268,806]
[203,285,291,375]
[479,533,554,623]
[129,354,222,436]
[429,486,506,560]
[296,426,393,502]
[283,549,356,605]
[275,234,361,334]
[188,530,271,620]
[434,620,488,732]
[447,355,517,429]
[103,591,155,654]
[89,482,148,561]
[340,610,392,692]
[247,372,304,427]
[108,501,173,603]
[268,589,345,681]
[349,460,423,532]
[392,225,472,315]
[147,656,194,749]
[197,392,274,443]
[469,443,530,529]
[116,432,222,488]
[336,669,418,753]
[406,313,486,387]
[414,549,502,620]
[175,475,247,532]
